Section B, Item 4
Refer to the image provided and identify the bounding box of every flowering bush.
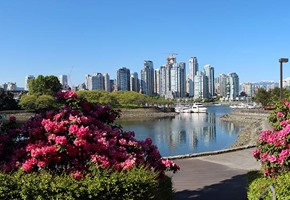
[253,101,290,177]
[0,91,179,179]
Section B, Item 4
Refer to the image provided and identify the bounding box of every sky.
[1,0,290,88]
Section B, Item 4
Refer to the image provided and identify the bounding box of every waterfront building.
[59,75,68,90]
[214,77,220,96]
[204,64,215,98]
[104,73,111,92]
[188,57,199,97]
[140,60,154,95]
[24,75,35,91]
[228,72,239,100]
[219,74,229,98]
[154,69,160,95]
[117,67,130,91]
[85,73,104,90]
[241,82,254,97]
[194,71,209,99]
[130,72,140,92]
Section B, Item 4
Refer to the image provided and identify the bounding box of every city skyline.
[1,1,290,87]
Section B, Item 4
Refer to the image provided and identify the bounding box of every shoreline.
[220,109,272,148]
[118,107,273,149]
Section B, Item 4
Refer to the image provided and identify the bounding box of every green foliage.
[76,90,172,108]
[28,75,62,96]
[254,87,290,107]
[247,170,290,200]
[19,94,58,112]
[0,167,172,200]
[267,101,290,130]
[0,88,19,110]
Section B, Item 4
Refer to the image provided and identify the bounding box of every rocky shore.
[220,109,273,148]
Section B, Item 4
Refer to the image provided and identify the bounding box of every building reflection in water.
[118,106,240,157]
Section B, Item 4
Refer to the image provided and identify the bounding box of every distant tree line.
[13,75,172,113]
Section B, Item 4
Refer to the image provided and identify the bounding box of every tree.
[29,75,62,96]
[0,88,19,110]
[19,94,57,112]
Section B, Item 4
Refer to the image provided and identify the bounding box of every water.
[117,106,240,157]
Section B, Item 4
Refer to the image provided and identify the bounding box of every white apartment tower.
[194,71,209,99]
[188,57,198,97]
[104,73,111,92]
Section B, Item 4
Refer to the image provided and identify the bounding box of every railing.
[258,185,276,200]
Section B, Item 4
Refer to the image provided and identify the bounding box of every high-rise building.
[130,72,140,92]
[204,64,215,98]
[229,72,239,100]
[25,75,35,91]
[104,73,111,92]
[242,82,254,97]
[85,73,104,90]
[59,75,68,90]
[194,71,209,99]
[187,57,198,97]
[117,67,130,91]
[219,74,229,98]
[154,69,160,95]
[178,62,186,98]
[141,60,154,95]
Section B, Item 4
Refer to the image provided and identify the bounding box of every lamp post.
[279,58,289,100]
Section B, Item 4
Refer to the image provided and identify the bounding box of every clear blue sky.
[1,0,290,87]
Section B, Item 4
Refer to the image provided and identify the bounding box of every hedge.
[0,167,173,200]
[247,170,290,200]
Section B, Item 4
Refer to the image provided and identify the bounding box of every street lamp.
[279,58,289,100]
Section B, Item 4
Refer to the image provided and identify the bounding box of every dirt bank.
[220,109,273,148]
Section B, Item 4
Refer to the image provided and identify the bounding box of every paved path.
[166,148,261,200]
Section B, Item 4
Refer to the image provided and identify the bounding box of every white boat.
[175,106,192,113]
[191,103,207,113]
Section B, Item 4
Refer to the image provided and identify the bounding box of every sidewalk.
[167,147,261,200]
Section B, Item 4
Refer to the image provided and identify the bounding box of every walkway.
[166,147,261,200]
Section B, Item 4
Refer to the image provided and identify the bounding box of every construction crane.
[165,52,178,64]
[66,66,74,91]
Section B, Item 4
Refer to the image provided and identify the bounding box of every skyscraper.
[229,72,239,100]
[204,64,215,98]
[85,73,104,90]
[194,71,209,99]
[59,75,68,90]
[104,73,111,92]
[188,57,199,97]
[154,69,160,95]
[141,60,154,95]
[130,72,140,92]
[117,67,130,91]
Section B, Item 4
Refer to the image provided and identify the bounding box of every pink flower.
[71,170,82,180]
[276,112,284,117]
[55,136,67,146]
[268,155,277,163]
[252,149,260,159]
[69,124,79,134]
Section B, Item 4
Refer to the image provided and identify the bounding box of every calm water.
[117,106,240,157]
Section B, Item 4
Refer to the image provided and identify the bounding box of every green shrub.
[247,170,290,200]
[0,167,172,200]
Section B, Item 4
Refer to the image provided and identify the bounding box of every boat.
[191,103,207,113]
[175,105,192,113]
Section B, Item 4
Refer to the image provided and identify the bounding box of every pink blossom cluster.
[253,102,290,176]
[0,91,180,179]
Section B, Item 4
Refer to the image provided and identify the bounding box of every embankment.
[220,109,273,148]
